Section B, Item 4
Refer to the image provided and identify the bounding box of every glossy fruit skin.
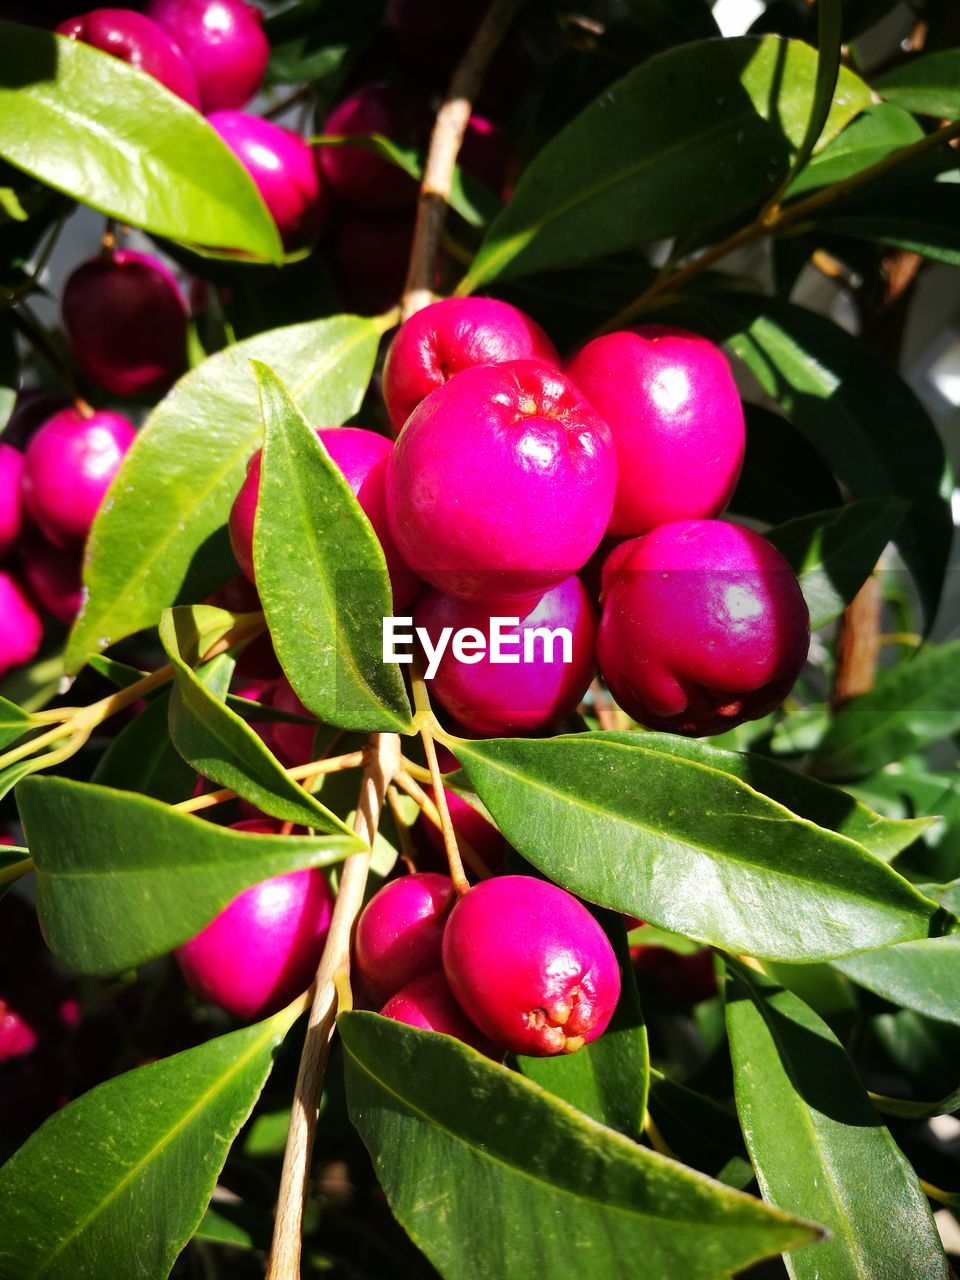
[56,8,201,107]
[21,408,136,548]
[414,576,597,736]
[147,0,268,112]
[207,111,327,249]
[387,361,616,602]
[422,787,506,872]
[567,327,745,537]
[62,250,187,398]
[20,532,84,626]
[319,84,429,212]
[0,1000,38,1061]
[598,520,810,736]
[230,427,419,608]
[381,970,501,1058]
[0,572,43,679]
[354,872,452,1006]
[0,443,24,557]
[1,390,70,450]
[382,297,559,431]
[442,875,620,1056]
[175,820,334,1019]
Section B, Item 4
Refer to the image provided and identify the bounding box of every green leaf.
[265,0,383,88]
[782,0,844,185]
[647,1072,752,1186]
[0,1010,297,1280]
[159,607,352,834]
[817,185,960,266]
[871,1085,960,1121]
[454,733,941,962]
[848,768,960,879]
[726,966,947,1280]
[340,1011,819,1280]
[517,912,649,1140]
[877,50,960,120]
[731,404,842,524]
[0,847,30,903]
[679,293,952,626]
[767,498,906,629]
[252,362,413,734]
[813,641,960,778]
[90,693,196,804]
[67,314,382,673]
[786,102,924,197]
[0,22,280,260]
[459,36,870,288]
[836,936,960,1027]
[17,774,360,974]
[0,695,35,752]
[623,0,718,40]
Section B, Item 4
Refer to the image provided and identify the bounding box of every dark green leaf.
[0,695,35,752]
[767,498,906,629]
[849,768,960,881]
[782,0,844,185]
[340,1012,819,1279]
[67,315,382,672]
[786,103,923,197]
[872,1085,960,1121]
[0,847,29,903]
[726,966,946,1279]
[817,185,960,266]
[647,1072,752,1186]
[159,606,352,834]
[17,774,360,974]
[877,50,960,119]
[454,733,941,962]
[459,36,870,288]
[731,404,842,524]
[0,1010,297,1280]
[90,693,196,804]
[265,0,383,88]
[622,0,718,41]
[0,23,280,260]
[253,362,413,734]
[813,641,960,778]
[836,936,960,1026]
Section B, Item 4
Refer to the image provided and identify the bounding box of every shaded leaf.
[731,404,841,524]
[836,936,960,1027]
[877,50,960,120]
[0,695,35,752]
[90,693,196,804]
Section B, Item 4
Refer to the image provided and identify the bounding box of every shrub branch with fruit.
[0,2,959,1278]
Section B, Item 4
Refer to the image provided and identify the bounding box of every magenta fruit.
[20,532,84,627]
[597,520,810,736]
[56,8,201,107]
[353,871,452,1006]
[62,249,187,398]
[442,875,621,1056]
[0,571,43,679]
[319,84,429,212]
[422,787,506,872]
[269,677,317,767]
[414,575,597,736]
[567,326,746,537]
[386,360,616,602]
[0,442,24,557]
[380,970,501,1058]
[382,296,559,431]
[147,0,268,112]
[20,408,136,547]
[175,820,334,1019]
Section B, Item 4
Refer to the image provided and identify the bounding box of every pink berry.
[1,390,70,450]
[62,249,187,398]
[354,872,452,1006]
[597,520,810,736]
[269,677,317,766]
[382,297,559,431]
[422,787,506,872]
[20,532,84,626]
[442,875,620,1056]
[175,819,334,1020]
[20,408,136,547]
[56,8,201,107]
[147,0,268,112]
[414,576,597,736]
[386,360,616,602]
[381,970,500,1058]
[0,572,43,679]
[460,115,513,198]
[566,326,746,537]
[319,84,430,212]
[230,427,420,608]
[0,999,39,1062]
[0,443,24,557]
[207,111,327,250]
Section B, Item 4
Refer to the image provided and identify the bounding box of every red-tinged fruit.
[422,787,506,872]
[319,84,429,212]
[442,875,621,1056]
[147,0,268,112]
[269,677,316,766]
[354,872,452,1006]
[414,575,597,736]
[381,970,501,1058]
[208,111,327,249]
[567,326,745,537]
[598,520,810,736]
[631,943,717,1008]
[175,820,334,1019]
[20,532,84,626]
[0,572,43,678]
[0,1000,38,1062]
[21,408,135,547]
[230,426,420,607]
[386,360,616,602]
[57,8,201,107]
[382,296,559,430]
[62,249,187,398]
[0,443,24,557]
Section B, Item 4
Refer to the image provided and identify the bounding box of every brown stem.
[400,0,523,321]
[266,732,400,1280]
[393,767,491,881]
[832,575,882,712]
[173,750,368,815]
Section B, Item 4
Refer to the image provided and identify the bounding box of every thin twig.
[266,732,401,1280]
[400,0,523,320]
[410,671,470,893]
[393,767,491,881]
[173,750,368,815]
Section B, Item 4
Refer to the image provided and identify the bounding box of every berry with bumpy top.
[354,872,452,1006]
